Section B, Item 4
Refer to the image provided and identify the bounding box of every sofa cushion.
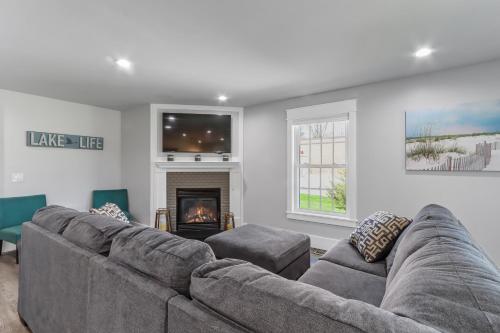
[320,239,387,277]
[62,213,131,254]
[32,205,83,234]
[350,211,412,263]
[205,224,310,273]
[0,224,22,244]
[381,204,500,333]
[190,259,438,333]
[299,260,386,306]
[109,227,215,295]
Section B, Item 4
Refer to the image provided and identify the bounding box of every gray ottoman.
[205,224,310,280]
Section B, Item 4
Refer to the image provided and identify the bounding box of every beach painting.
[405,100,500,171]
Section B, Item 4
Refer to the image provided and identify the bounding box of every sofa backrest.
[381,204,500,332]
[189,259,438,333]
[62,213,132,254]
[32,205,83,234]
[0,194,46,229]
[109,227,216,295]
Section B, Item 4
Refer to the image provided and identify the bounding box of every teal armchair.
[92,189,135,221]
[0,194,47,263]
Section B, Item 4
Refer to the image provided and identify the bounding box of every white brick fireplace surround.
[149,104,244,227]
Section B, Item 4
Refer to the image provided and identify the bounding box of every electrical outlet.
[11,173,24,183]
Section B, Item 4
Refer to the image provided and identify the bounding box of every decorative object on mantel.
[26,131,104,150]
[154,208,172,232]
[224,212,235,230]
[167,154,175,161]
[222,154,230,162]
[405,99,500,171]
[194,154,202,162]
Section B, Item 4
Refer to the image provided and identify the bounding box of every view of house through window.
[295,118,347,214]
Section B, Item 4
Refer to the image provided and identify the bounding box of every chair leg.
[0,240,3,256]
[16,243,19,264]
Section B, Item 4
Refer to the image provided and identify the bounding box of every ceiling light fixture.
[198,140,202,144]
[206,130,212,134]
[164,125,172,129]
[182,133,187,137]
[217,95,228,102]
[115,58,132,69]
[414,47,434,58]
[220,137,224,141]
[168,116,175,121]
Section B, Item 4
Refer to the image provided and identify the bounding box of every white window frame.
[286,100,357,227]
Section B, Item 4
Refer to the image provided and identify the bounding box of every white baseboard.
[309,234,339,251]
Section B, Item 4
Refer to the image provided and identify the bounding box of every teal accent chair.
[92,189,135,221]
[0,194,47,264]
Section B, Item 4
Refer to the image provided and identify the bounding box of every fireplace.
[176,188,221,238]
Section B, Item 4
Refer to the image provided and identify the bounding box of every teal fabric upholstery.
[0,225,23,244]
[0,194,47,245]
[92,189,134,220]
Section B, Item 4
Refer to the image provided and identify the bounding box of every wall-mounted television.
[162,113,231,153]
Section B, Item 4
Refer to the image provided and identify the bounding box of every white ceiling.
[1,0,500,110]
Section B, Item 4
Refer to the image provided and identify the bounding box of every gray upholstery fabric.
[299,260,386,306]
[191,259,439,333]
[109,227,216,295]
[168,296,249,333]
[205,224,310,273]
[277,250,310,280]
[32,205,84,234]
[88,255,178,333]
[18,223,96,333]
[62,213,131,254]
[382,204,500,333]
[320,239,387,277]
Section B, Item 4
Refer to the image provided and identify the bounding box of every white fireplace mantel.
[154,161,241,172]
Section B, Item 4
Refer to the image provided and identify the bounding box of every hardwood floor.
[0,252,29,333]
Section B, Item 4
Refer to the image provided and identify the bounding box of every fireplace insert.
[176,188,221,239]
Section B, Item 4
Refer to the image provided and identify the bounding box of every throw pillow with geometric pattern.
[90,202,130,223]
[350,211,412,263]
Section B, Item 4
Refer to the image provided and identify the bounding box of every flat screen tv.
[162,113,231,153]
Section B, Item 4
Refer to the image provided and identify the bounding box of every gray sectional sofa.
[19,204,500,333]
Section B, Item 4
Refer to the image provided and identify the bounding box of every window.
[286,100,357,227]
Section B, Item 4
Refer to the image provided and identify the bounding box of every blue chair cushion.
[0,224,23,244]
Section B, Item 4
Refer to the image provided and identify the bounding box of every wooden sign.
[26,131,104,150]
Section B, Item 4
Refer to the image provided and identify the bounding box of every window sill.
[286,211,357,228]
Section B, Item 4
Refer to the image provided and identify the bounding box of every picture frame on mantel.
[405,99,500,172]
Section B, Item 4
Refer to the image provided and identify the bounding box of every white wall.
[0,89,122,211]
[244,59,500,264]
[0,104,4,196]
[122,105,151,224]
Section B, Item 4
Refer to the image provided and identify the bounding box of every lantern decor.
[154,208,173,232]
[224,212,235,231]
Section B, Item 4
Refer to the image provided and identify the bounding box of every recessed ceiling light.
[115,58,132,69]
[206,130,212,134]
[414,47,434,58]
[198,140,202,144]
[217,95,228,102]
[220,137,224,141]
[182,133,187,137]
[164,125,172,129]
[168,116,175,121]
